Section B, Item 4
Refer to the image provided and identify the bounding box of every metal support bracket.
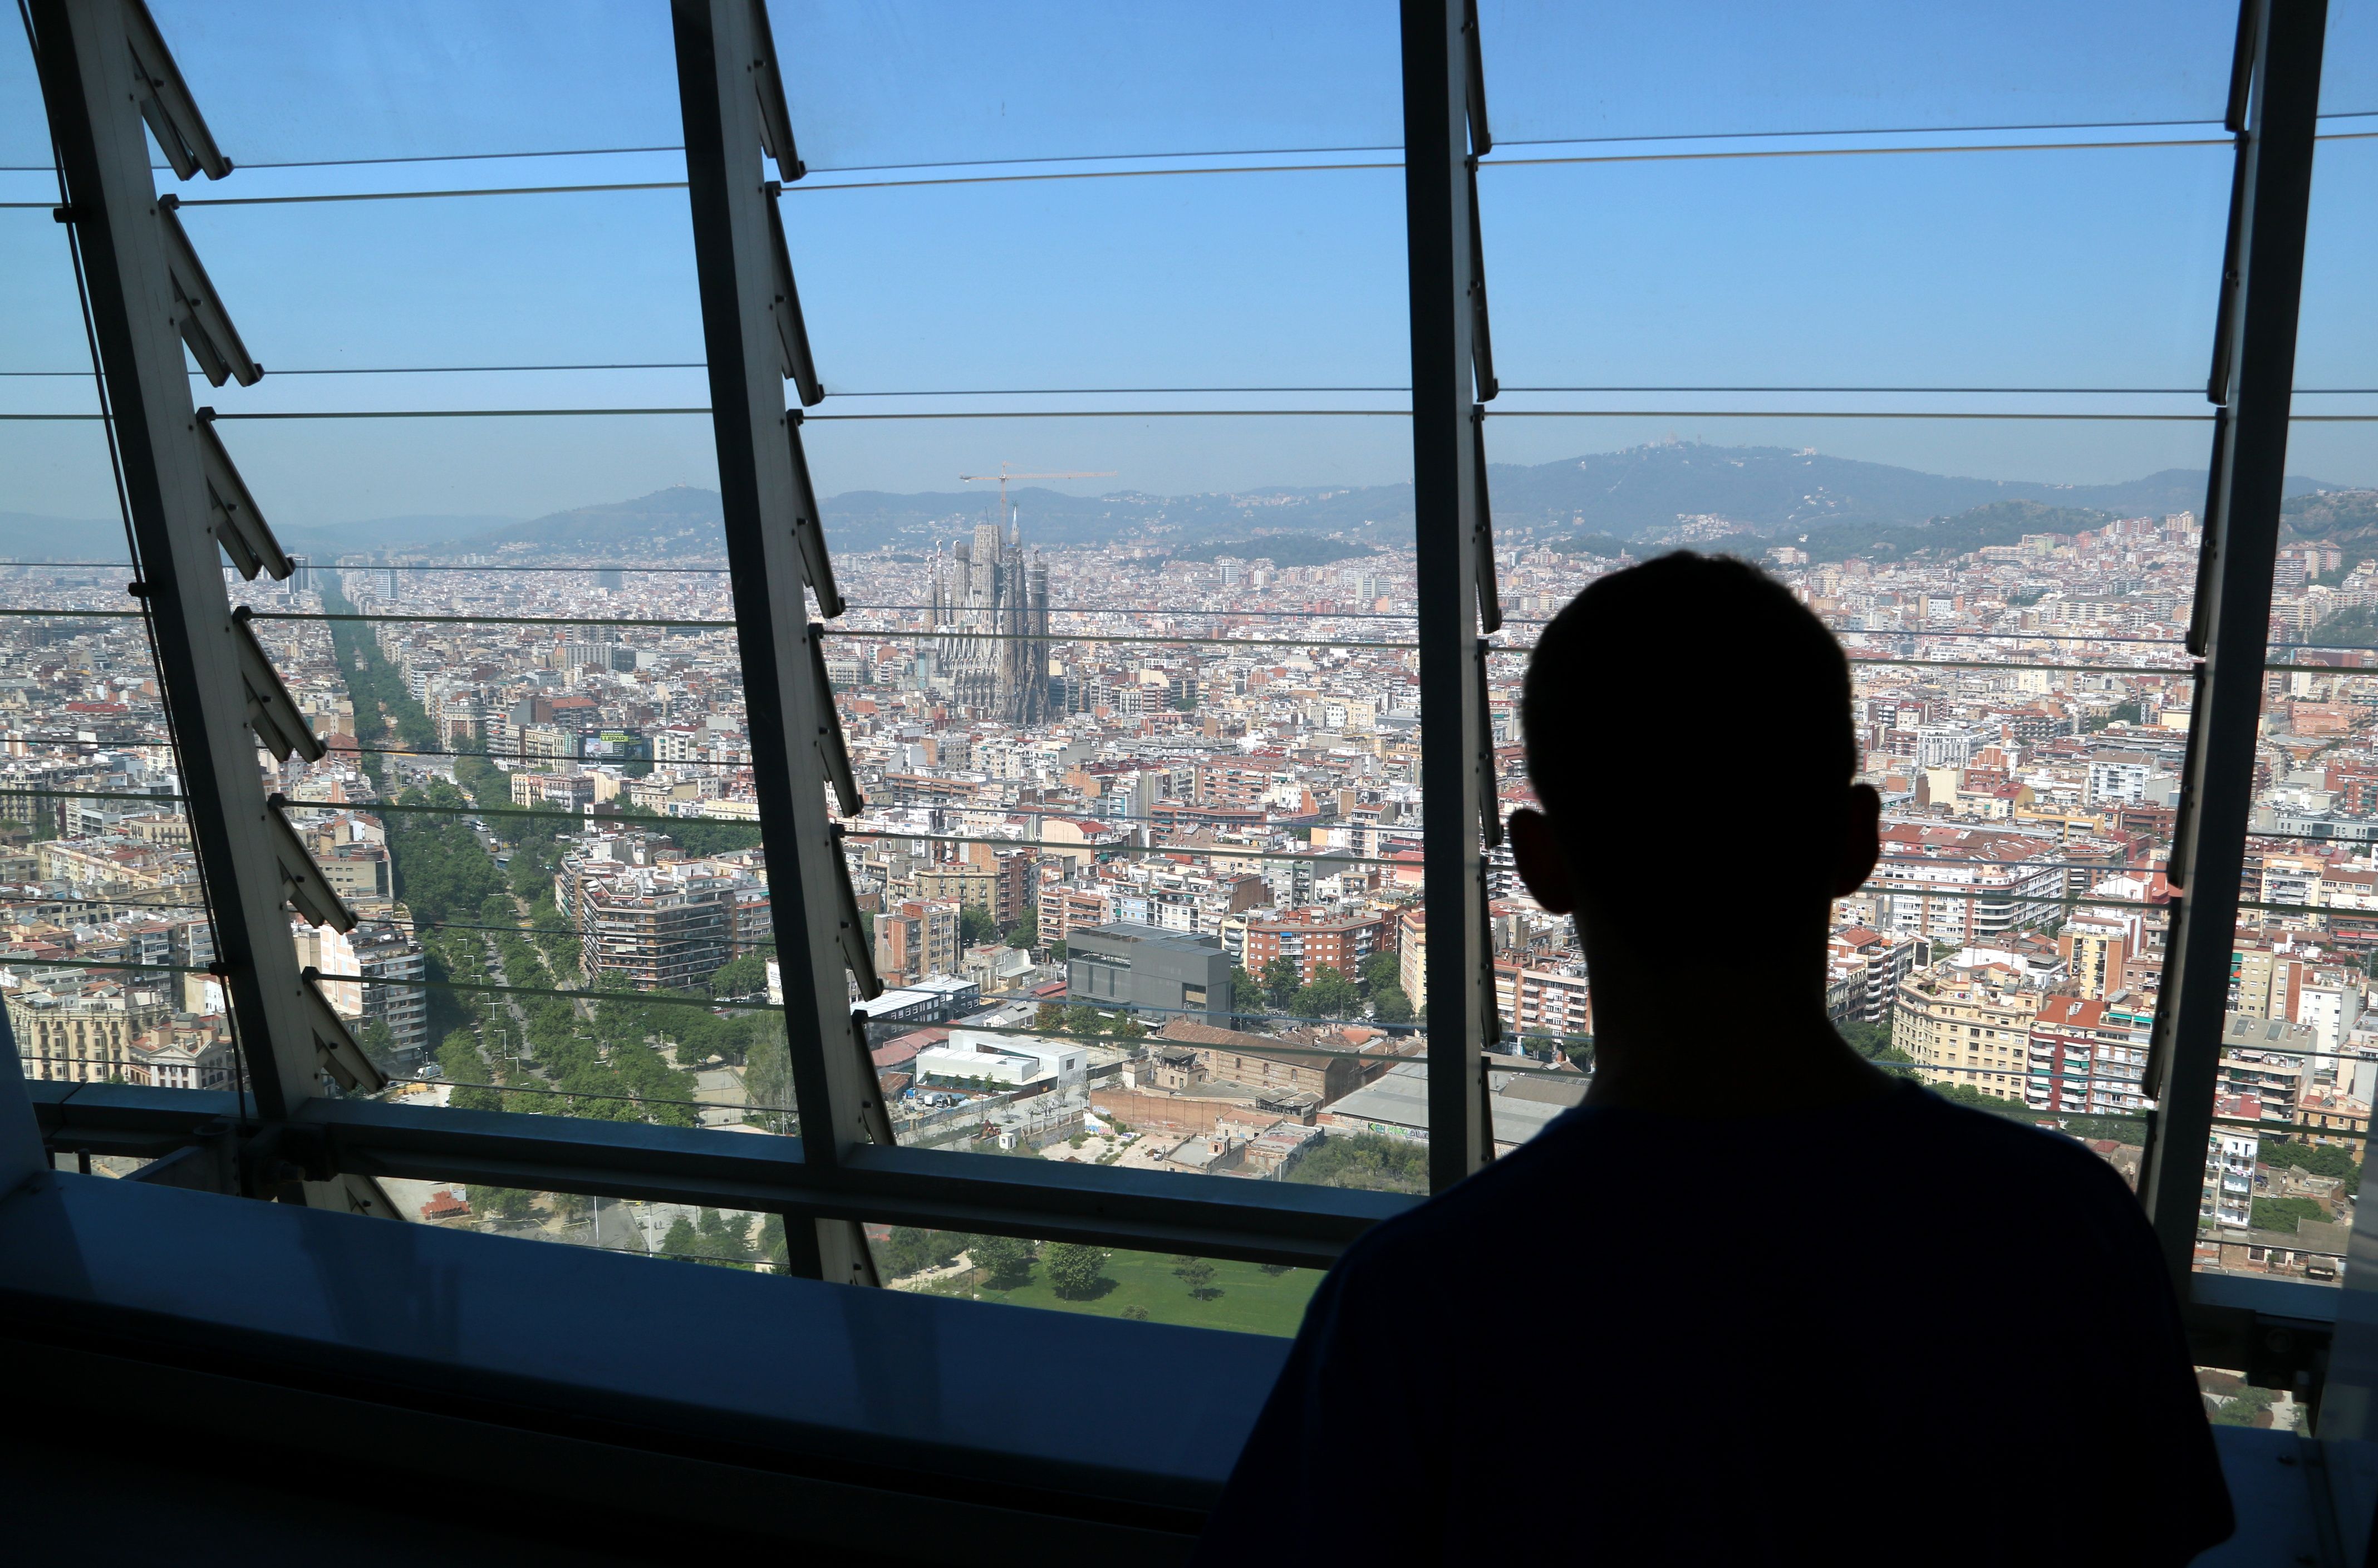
[1406,0,1492,1190]
[674,0,881,1281]
[2141,0,2327,1285]
[28,0,357,1144]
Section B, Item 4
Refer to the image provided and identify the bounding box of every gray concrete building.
[1067,922,1232,1026]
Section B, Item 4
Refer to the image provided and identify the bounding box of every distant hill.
[1168,536,1387,568]
[1797,500,2121,564]
[198,443,2355,563]
[2281,489,2378,556]
[451,485,724,558]
[1503,450,2261,542]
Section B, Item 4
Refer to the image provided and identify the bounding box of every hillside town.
[4,488,2376,1282]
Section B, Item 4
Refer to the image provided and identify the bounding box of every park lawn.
[958,1247,1323,1337]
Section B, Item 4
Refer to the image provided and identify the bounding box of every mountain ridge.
[0,444,2355,564]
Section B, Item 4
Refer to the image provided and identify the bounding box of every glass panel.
[1481,0,2236,145]
[0,231,203,1090]
[2323,0,2378,118]
[2210,107,2378,1289]
[2193,1131,2359,1286]
[784,169,1406,401]
[162,190,703,390]
[768,2,1401,171]
[1480,145,2230,395]
[2198,1365,2312,1431]
[814,434,1432,1194]
[392,1177,789,1270]
[873,1225,1320,1337]
[1473,5,2246,1189]
[0,20,49,172]
[141,2,684,169]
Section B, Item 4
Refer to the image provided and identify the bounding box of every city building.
[1240,907,1392,988]
[1893,967,2042,1103]
[874,899,961,989]
[1067,922,1232,1025]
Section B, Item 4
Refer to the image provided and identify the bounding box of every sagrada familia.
[924,519,1055,724]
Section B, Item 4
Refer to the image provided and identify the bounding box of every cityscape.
[5,448,2376,1341]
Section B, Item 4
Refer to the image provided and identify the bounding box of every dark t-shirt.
[1196,1084,2232,1566]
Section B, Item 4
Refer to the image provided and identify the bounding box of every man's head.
[1507,552,1879,961]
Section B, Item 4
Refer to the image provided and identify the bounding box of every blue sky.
[2,1,2373,530]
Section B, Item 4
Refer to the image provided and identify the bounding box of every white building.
[913,1032,1086,1092]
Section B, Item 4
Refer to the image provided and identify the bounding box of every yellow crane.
[960,464,1116,524]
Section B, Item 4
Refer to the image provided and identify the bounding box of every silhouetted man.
[1197,554,2230,1565]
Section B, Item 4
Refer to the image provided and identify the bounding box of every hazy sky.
[3,1,2372,532]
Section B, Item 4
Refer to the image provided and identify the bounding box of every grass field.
[932,1246,1323,1337]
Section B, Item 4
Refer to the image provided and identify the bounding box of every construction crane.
[960,464,1116,526]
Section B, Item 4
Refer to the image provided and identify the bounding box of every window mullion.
[28,0,392,1217]
[1403,0,1492,1189]
[671,0,882,1284]
[2140,0,2327,1284]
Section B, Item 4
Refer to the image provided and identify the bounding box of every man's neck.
[1580,963,1898,1118]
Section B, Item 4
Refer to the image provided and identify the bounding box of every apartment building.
[352,923,430,1058]
[1893,967,2042,1103]
[1825,927,1922,1024]
[124,1016,238,1092]
[2058,917,2131,1001]
[577,863,748,991]
[875,898,962,989]
[1241,907,1392,987]
[1494,959,1591,1043]
[2026,994,2151,1115]
[7,983,173,1085]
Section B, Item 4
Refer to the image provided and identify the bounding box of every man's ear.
[1833,783,1882,898]
[1507,807,1576,916]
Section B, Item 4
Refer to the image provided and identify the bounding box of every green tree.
[1260,956,1303,1011]
[1836,1018,1892,1058]
[1231,964,1266,1023]
[1290,965,1359,1020]
[357,1019,400,1074]
[1048,938,1067,964]
[662,1214,701,1260]
[465,1184,533,1223]
[876,1226,966,1281]
[1371,984,1414,1024]
[1172,1255,1219,1301]
[707,951,770,999]
[1063,1004,1107,1037]
[2265,1139,2363,1188]
[693,1207,754,1265]
[1560,1034,1593,1069]
[970,1232,1034,1287]
[1006,909,1039,950]
[1358,951,1401,997]
[1287,1132,1429,1195]
[739,1014,794,1132]
[758,1213,789,1272]
[437,1030,503,1113]
[2252,1196,2331,1234]
[1043,1241,1108,1299]
[959,905,1000,947]
[2209,1386,2280,1428]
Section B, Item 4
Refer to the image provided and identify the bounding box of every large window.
[5,0,2365,1341]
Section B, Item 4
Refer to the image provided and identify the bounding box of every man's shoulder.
[1326,1106,1616,1277]
[1333,1085,2137,1277]
[1900,1087,2142,1195]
